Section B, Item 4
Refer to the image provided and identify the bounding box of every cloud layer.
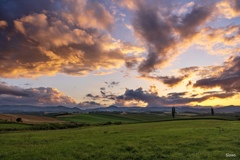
[130,1,214,74]
[0,0,143,78]
[0,0,240,107]
[0,82,76,106]
[115,87,235,107]
[194,55,240,92]
[118,0,240,75]
[0,0,239,78]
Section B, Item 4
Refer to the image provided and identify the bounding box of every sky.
[0,0,240,108]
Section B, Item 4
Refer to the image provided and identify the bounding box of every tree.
[16,117,22,123]
[172,107,176,118]
[211,108,214,116]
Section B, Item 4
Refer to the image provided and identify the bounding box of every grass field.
[0,122,32,131]
[57,113,140,124]
[0,119,239,160]
[57,112,237,124]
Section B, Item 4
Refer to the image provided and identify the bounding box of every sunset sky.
[0,0,239,108]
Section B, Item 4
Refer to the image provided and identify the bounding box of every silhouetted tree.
[16,117,22,123]
[172,107,175,118]
[211,108,214,116]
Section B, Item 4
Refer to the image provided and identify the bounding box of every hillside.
[1,105,240,114]
[0,114,63,124]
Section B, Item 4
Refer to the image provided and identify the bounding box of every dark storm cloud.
[234,0,240,11]
[0,83,76,106]
[142,75,188,87]
[77,101,102,109]
[0,0,55,26]
[116,87,235,107]
[165,92,235,105]
[131,1,214,74]
[167,92,187,99]
[174,4,213,37]
[194,55,240,92]
[156,76,188,87]
[133,2,174,73]
[86,93,101,100]
[79,101,101,106]
[122,88,152,101]
[125,59,138,69]
[0,82,29,97]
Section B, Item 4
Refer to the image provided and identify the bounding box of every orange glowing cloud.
[216,0,240,19]
[0,20,8,29]
[0,0,144,78]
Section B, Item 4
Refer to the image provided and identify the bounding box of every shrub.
[16,117,22,123]
[113,121,122,125]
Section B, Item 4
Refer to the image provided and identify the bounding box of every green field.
[0,122,32,131]
[57,113,141,124]
[57,112,237,124]
[0,120,239,160]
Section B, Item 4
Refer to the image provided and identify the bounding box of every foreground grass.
[0,120,239,160]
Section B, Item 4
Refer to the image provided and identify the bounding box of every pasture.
[57,112,237,124]
[0,119,239,160]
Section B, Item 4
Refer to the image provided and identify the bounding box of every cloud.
[0,82,29,97]
[61,0,114,30]
[86,87,117,102]
[105,81,120,88]
[1,0,239,79]
[129,1,214,74]
[141,69,192,87]
[194,55,240,92]
[195,25,240,55]
[0,20,8,29]
[216,0,240,19]
[177,2,195,15]
[77,101,102,109]
[0,0,143,78]
[116,87,159,106]
[85,93,101,100]
[116,86,235,107]
[167,92,187,99]
[125,59,138,69]
[146,75,188,87]
[179,66,199,75]
[116,0,140,10]
[118,0,240,75]
[0,83,76,106]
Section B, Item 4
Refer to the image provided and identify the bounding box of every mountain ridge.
[0,105,240,114]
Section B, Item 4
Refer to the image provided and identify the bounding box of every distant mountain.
[86,105,240,113]
[0,105,239,114]
[215,106,240,113]
[0,105,81,113]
